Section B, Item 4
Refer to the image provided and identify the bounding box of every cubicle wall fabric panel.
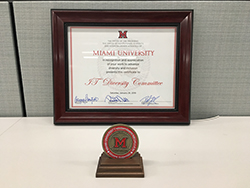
[13,1,250,118]
[0,2,23,117]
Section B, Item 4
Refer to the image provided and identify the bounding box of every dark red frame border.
[52,10,193,125]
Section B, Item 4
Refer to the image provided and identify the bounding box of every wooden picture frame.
[52,10,193,125]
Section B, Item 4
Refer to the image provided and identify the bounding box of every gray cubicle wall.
[0,2,23,117]
[13,1,250,119]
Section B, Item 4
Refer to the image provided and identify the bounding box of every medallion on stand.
[96,124,144,178]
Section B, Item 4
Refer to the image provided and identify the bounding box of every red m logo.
[114,137,127,148]
[118,31,128,38]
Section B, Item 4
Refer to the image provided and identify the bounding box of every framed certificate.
[52,10,193,125]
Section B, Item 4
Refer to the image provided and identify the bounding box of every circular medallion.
[102,124,139,159]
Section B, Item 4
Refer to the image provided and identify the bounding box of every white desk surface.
[0,117,22,135]
[0,116,249,188]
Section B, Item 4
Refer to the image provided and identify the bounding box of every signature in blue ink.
[104,95,129,103]
[75,95,99,104]
[140,95,160,106]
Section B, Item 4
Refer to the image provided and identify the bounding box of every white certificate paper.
[68,26,176,109]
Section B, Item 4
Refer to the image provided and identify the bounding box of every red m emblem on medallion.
[114,137,127,148]
[118,31,128,38]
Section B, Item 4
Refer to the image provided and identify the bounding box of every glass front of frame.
[67,26,177,110]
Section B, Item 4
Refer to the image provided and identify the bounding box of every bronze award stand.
[96,152,144,178]
[96,124,144,178]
